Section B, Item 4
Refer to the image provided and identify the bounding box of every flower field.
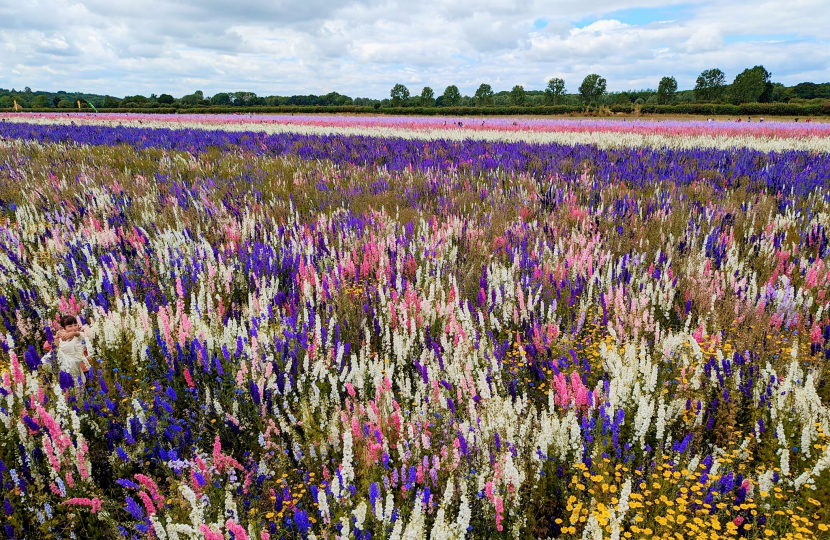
[0,115,829,540]
[5,112,830,152]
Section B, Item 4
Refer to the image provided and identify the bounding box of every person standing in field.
[44,315,91,382]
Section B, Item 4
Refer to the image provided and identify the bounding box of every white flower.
[353,501,368,530]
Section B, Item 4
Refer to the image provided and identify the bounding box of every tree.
[233,92,259,106]
[544,78,566,105]
[123,95,149,105]
[509,85,527,106]
[694,69,726,102]
[157,93,175,104]
[791,82,830,100]
[474,83,494,106]
[579,74,606,106]
[770,83,787,103]
[441,85,461,106]
[321,92,352,106]
[731,66,772,104]
[102,96,120,108]
[31,95,52,108]
[390,84,410,107]
[419,87,435,106]
[179,91,203,106]
[656,76,678,105]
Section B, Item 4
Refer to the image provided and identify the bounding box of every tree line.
[1,65,828,111]
[390,66,827,108]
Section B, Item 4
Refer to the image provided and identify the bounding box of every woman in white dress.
[53,315,90,382]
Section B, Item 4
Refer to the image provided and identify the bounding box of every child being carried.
[44,315,90,381]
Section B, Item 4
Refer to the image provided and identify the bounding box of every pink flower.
[183,367,195,388]
[63,497,102,514]
[213,435,226,470]
[137,490,157,515]
[10,352,24,386]
[77,439,90,479]
[199,524,225,540]
[226,519,250,540]
[733,516,745,527]
[134,474,163,504]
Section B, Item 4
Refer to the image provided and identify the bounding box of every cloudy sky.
[1,0,828,98]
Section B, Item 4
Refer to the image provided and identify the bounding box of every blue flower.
[125,496,144,520]
[58,371,75,390]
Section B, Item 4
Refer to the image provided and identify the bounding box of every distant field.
[4,112,830,152]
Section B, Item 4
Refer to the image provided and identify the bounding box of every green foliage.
[791,82,830,100]
[441,85,461,106]
[544,78,566,105]
[694,68,726,102]
[509,84,527,106]
[657,76,678,105]
[419,86,435,106]
[579,74,607,106]
[231,91,260,106]
[210,92,231,106]
[31,95,52,108]
[390,83,410,107]
[474,83,494,106]
[179,91,204,106]
[612,93,631,105]
[122,95,149,105]
[731,66,773,104]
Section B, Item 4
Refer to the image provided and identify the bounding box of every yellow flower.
[266,512,274,518]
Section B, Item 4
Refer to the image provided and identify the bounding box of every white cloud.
[0,0,827,98]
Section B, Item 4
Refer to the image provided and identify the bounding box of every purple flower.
[369,482,379,508]
[250,381,261,405]
[58,371,75,390]
[116,478,140,490]
[294,509,310,532]
[125,496,144,520]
